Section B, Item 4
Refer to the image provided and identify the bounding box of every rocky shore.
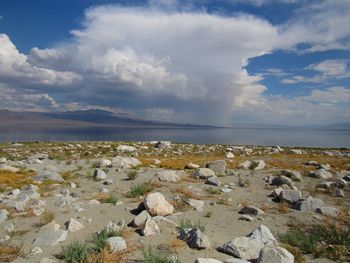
[0,141,349,263]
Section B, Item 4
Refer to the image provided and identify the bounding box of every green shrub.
[60,240,91,263]
[91,228,122,252]
[102,194,119,204]
[127,170,138,180]
[126,182,153,198]
[143,246,180,263]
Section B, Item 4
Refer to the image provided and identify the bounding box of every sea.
[0,126,349,148]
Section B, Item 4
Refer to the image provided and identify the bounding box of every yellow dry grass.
[0,245,21,262]
[0,170,35,190]
[174,188,204,200]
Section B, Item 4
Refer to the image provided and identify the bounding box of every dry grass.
[157,239,185,253]
[0,245,21,262]
[37,210,54,226]
[281,244,306,263]
[0,170,35,190]
[277,202,290,214]
[169,199,190,212]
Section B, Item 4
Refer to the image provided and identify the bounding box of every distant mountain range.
[0,109,349,130]
[0,109,212,128]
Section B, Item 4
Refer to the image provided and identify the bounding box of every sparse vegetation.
[126,170,138,180]
[101,194,119,204]
[60,240,91,263]
[0,244,21,262]
[91,228,123,252]
[204,211,213,218]
[126,181,154,198]
[179,218,206,232]
[143,246,181,263]
[38,210,55,226]
[206,187,221,195]
[280,221,350,261]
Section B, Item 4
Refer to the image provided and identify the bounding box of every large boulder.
[205,160,226,175]
[278,190,301,203]
[270,176,294,187]
[246,225,277,245]
[250,160,266,170]
[193,168,215,179]
[131,210,150,227]
[294,196,324,212]
[112,156,141,168]
[309,169,332,179]
[34,172,64,182]
[144,192,174,216]
[154,141,172,149]
[32,230,68,247]
[116,145,137,152]
[257,245,294,263]
[179,228,210,249]
[155,170,182,183]
[239,206,264,216]
[141,218,160,236]
[217,237,264,260]
[281,170,303,182]
[65,218,84,232]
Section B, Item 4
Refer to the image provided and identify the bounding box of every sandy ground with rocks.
[0,141,349,263]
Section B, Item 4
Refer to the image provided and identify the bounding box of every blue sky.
[0,0,349,125]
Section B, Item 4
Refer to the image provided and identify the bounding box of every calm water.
[0,126,349,148]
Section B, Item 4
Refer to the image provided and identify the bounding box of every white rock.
[31,247,43,254]
[94,169,107,181]
[257,245,294,263]
[117,145,137,152]
[247,225,278,245]
[144,192,174,216]
[141,218,160,236]
[187,199,205,212]
[112,156,141,168]
[226,152,234,159]
[193,168,215,179]
[218,237,264,260]
[195,258,223,263]
[65,218,84,232]
[32,230,68,247]
[107,237,127,252]
[99,159,112,167]
[155,170,182,183]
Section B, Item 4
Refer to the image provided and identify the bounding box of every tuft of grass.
[60,240,91,263]
[0,170,35,190]
[143,246,181,263]
[277,202,290,214]
[281,244,306,263]
[100,194,119,204]
[91,228,123,253]
[280,221,350,261]
[179,218,206,232]
[126,170,138,180]
[206,187,221,195]
[0,244,21,262]
[38,210,54,226]
[204,211,213,218]
[174,188,203,200]
[126,181,154,198]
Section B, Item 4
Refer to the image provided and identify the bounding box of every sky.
[0,0,349,126]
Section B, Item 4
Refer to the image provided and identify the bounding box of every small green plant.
[102,168,109,174]
[91,228,123,252]
[126,170,138,180]
[206,187,221,195]
[143,246,181,263]
[126,181,153,198]
[204,211,213,218]
[179,218,206,232]
[102,194,119,204]
[60,240,91,263]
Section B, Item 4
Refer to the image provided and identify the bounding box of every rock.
[195,259,223,263]
[116,145,137,152]
[226,152,234,159]
[218,237,264,260]
[0,209,9,223]
[65,218,84,232]
[179,228,210,249]
[55,195,76,207]
[31,247,43,255]
[186,163,200,169]
[98,159,112,168]
[103,179,113,185]
[131,210,150,227]
[0,164,20,172]
[187,199,205,212]
[154,141,172,149]
[246,225,277,245]
[106,237,127,252]
[206,176,221,186]
[309,169,333,179]
[334,189,345,197]
[39,258,55,263]
[104,221,125,233]
[257,245,294,263]
[335,178,348,189]
[141,218,160,236]
[112,156,141,168]
[88,199,100,205]
[144,192,174,216]
[316,181,336,189]
[32,230,68,247]
[280,170,303,182]
[251,160,266,170]
[224,259,250,263]
[270,176,294,187]
[0,157,6,164]
[238,161,252,169]
[21,184,39,192]
[206,160,226,175]
[294,196,324,212]
[155,170,181,183]
[239,215,255,222]
[34,172,64,182]
[288,149,303,154]
[10,189,21,196]
[94,169,107,181]
[193,168,216,179]
[316,207,340,217]
[278,190,301,203]
[239,206,264,216]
